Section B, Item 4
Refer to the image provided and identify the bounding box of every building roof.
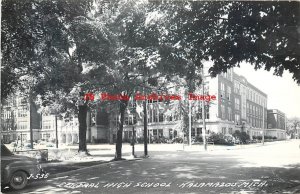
[233,72,267,97]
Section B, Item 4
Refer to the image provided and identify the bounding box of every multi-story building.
[233,73,268,139]
[120,68,269,142]
[267,109,286,140]
[1,95,41,143]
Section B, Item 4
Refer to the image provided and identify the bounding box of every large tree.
[2,0,299,156]
[146,1,300,84]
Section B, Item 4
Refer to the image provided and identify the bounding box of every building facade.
[267,109,286,140]
[119,68,271,142]
[1,69,287,144]
[1,95,41,143]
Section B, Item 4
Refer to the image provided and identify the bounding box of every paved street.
[2,140,300,194]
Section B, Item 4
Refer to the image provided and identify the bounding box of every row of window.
[246,103,265,117]
[247,116,265,128]
[247,88,266,107]
[220,83,232,101]
[221,127,233,134]
[220,71,232,80]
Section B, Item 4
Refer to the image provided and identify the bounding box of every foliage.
[207,1,300,84]
[1,0,93,100]
[286,117,300,138]
[232,130,250,144]
[2,0,300,155]
[208,132,234,145]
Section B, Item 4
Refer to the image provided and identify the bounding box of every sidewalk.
[44,139,292,162]
[39,140,296,177]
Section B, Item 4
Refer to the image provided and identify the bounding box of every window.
[18,108,28,117]
[228,128,233,134]
[191,128,195,137]
[124,116,129,125]
[206,112,210,119]
[153,109,158,122]
[234,81,240,94]
[227,70,231,80]
[247,89,249,99]
[235,98,240,110]
[221,105,225,119]
[18,121,27,129]
[43,121,51,129]
[196,112,202,120]
[227,86,231,101]
[222,127,226,134]
[247,103,249,113]
[158,129,163,137]
[159,112,164,122]
[43,133,51,139]
[220,83,225,98]
[235,114,240,124]
[228,107,232,121]
[1,145,13,156]
[197,128,201,135]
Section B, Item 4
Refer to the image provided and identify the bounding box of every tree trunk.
[78,103,88,153]
[87,110,91,143]
[115,100,127,160]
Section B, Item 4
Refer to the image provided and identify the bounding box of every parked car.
[1,144,43,190]
[234,138,241,144]
[46,143,55,147]
[172,137,183,143]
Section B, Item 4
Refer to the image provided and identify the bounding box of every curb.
[47,157,143,179]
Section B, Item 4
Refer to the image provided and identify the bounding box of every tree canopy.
[1,0,299,155]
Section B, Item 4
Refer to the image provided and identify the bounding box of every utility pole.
[188,99,192,146]
[202,67,207,151]
[29,97,34,149]
[131,126,136,157]
[262,104,265,145]
[55,115,58,148]
[143,97,148,157]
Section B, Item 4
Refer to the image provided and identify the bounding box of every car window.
[1,144,13,156]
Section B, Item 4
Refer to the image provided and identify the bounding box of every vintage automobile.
[1,144,43,190]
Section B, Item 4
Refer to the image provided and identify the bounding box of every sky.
[233,63,300,119]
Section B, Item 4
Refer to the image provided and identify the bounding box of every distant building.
[267,109,286,140]
[1,94,41,143]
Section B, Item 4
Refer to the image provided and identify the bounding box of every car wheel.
[9,171,28,190]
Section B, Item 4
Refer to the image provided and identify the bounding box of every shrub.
[192,136,203,143]
[233,130,250,144]
[136,137,144,144]
[172,137,183,143]
[208,132,234,145]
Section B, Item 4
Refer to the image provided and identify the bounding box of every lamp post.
[202,67,207,151]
